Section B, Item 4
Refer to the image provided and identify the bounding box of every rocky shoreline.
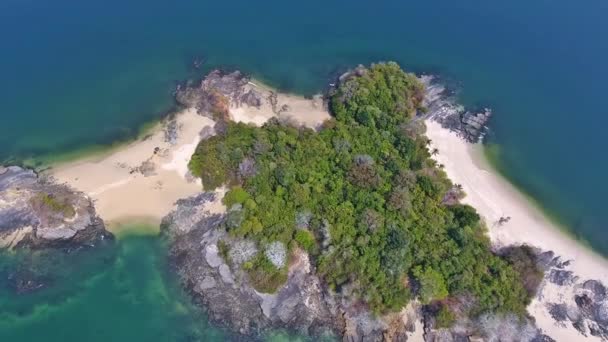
[0,165,111,250]
[0,165,113,295]
[2,66,608,341]
[162,192,415,341]
[420,75,491,143]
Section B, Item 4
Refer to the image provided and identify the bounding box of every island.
[2,62,608,341]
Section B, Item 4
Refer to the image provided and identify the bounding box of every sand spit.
[49,83,330,233]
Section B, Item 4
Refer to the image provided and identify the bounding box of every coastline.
[47,79,330,235]
[32,70,608,339]
[48,108,210,234]
[426,120,608,341]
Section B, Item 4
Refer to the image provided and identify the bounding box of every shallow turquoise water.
[0,231,227,341]
[0,227,324,341]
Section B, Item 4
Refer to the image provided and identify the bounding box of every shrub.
[294,230,316,253]
[247,253,288,293]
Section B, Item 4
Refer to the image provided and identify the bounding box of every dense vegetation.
[189,63,536,318]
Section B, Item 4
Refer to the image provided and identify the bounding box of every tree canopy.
[189,62,534,317]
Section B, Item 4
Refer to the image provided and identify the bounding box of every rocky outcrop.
[175,70,263,120]
[538,251,608,340]
[163,193,340,338]
[162,193,419,341]
[0,166,111,250]
[421,76,492,143]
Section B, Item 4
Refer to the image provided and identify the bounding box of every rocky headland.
[0,165,111,250]
[163,192,415,341]
[0,165,113,295]
[420,75,491,143]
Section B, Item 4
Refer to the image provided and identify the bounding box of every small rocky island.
[160,63,560,341]
[0,165,111,249]
[3,62,608,342]
[0,165,112,294]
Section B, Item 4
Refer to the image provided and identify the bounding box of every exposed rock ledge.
[162,193,416,341]
[0,165,112,250]
[420,75,491,143]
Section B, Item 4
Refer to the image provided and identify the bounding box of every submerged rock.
[0,166,111,250]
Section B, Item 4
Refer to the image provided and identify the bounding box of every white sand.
[49,86,330,234]
[50,108,212,233]
[426,120,608,341]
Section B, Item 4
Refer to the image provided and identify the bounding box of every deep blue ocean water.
[1,0,607,339]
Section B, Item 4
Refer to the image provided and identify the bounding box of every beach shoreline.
[48,107,210,234]
[47,79,331,235]
[426,120,608,341]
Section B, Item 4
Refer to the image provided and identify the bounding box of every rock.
[163,118,179,145]
[583,280,607,301]
[228,240,257,265]
[576,294,594,313]
[218,264,234,285]
[6,268,49,294]
[199,276,217,290]
[205,244,223,268]
[531,334,557,342]
[548,269,577,286]
[175,70,261,122]
[199,125,215,140]
[594,302,608,324]
[238,157,257,180]
[264,241,286,268]
[241,89,262,108]
[164,194,342,339]
[160,192,219,238]
[548,303,569,322]
[0,166,111,250]
[541,255,608,341]
[421,76,492,143]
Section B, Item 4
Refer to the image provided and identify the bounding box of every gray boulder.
[0,166,111,249]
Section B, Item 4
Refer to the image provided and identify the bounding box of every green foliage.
[414,266,448,304]
[435,305,456,328]
[189,123,258,190]
[32,193,75,218]
[218,240,231,263]
[501,245,544,299]
[246,253,288,293]
[188,62,534,315]
[294,230,316,253]
[223,186,250,207]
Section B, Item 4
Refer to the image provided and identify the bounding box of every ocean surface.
[1,0,607,339]
[0,226,315,342]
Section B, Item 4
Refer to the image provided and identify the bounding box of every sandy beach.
[49,84,330,234]
[426,120,608,341]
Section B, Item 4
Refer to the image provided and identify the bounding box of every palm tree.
[425,138,432,146]
[431,148,439,156]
